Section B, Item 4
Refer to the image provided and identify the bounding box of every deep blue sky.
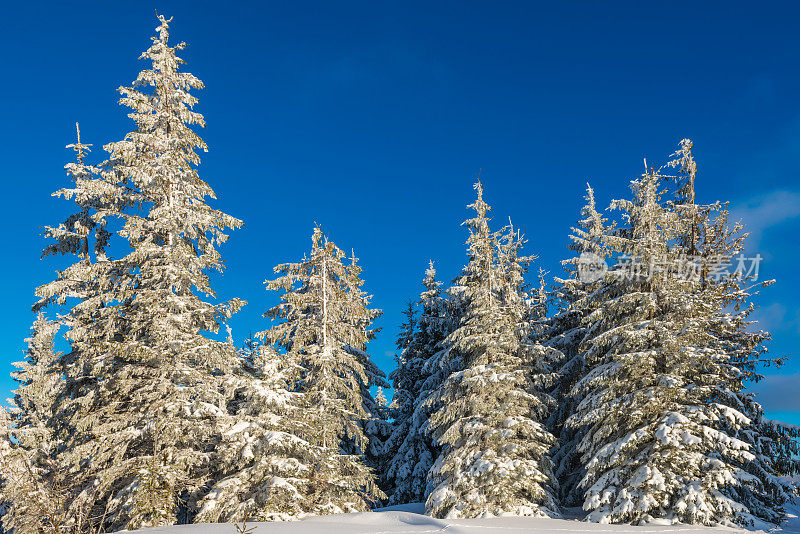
[1,1,798,424]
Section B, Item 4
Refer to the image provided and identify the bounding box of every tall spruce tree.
[384,262,450,505]
[543,184,614,504]
[566,141,798,526]
[41,16,245,531]
[13,119,132,533]
[0,317,76,534]
[382,300,418,497]
[425,182,559,518]
[260,226,385,510]
[666,140,799,519]
[9,315,62,456]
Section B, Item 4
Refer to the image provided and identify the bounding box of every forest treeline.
[1,15,798,534]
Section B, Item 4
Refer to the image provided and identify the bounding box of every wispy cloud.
[751,373,800,412]
[731,190,800,250]
[753,302,800,335]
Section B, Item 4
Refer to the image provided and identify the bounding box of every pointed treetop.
[155,13,174,45]
[668,138,697,205]
[422,260,443,301]
[469,179,491,221]
[311,224,326,251]
[579,182,607,237]
[65,122,91,164]
[584,182,596,208]
[426,259,437,276]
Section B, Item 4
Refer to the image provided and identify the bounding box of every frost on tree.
[543,183,615,505]
[384,262,450,505]
[33,119,132,359]
[12,116,133,534]
[9,315,62,454]
[35,15,245,531]
[0,317,76,534]
[259,226,386,512]
[565,141,799,526]
[196,340,378,521]
[424,182,559,519]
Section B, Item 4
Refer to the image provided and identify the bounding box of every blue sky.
[1,1,798,424]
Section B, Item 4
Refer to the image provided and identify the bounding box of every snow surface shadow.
[129,501,800,534]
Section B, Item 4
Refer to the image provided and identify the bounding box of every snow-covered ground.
[130,501,800,534]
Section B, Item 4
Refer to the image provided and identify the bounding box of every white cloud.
[751,373,800,412]
[759,303,800,334]
[752,302,787,334]
[731,190,800,250]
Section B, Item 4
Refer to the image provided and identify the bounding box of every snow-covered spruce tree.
[12,121,133,533]
[0,408,64,534]
[384,262,450,505]
[528,267,550,325]
[259,226,385,511]
[543,184,615,505]
[238,331,261,369]
[424,182,559,518]
[32,120,128,416]
[33,121,131,360]
[47,16,244,531]
[381,300,417,497]
[375,387,388,410]
[8,315,62,459]
[0,317,76,534]
[567,142,796,526]
[666,140,799,518]
[387,299,418,437]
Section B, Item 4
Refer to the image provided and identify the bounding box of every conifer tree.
[16,119,131,533]
[33,121,130,364]
[42,16,244,530]
[567,142,798,526]
[9,315,62,453]
[384,264,451,505]
[0,317,74,534]
[383,300,418,494]
[260,226,386,510]
[425,182,559,518]
[1,408,63,534]
[667,140,799,519]
[543,184,614,504]
[238,331,261,369]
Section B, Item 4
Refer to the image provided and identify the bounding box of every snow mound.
[129,504,800,534]
[300,509,447,528]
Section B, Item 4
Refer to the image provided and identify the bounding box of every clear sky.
[1,1,798,425]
